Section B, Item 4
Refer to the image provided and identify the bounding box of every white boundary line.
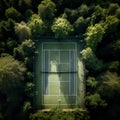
[75,44,77,105]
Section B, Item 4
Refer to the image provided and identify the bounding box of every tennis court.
[42,42,77,106]
[35,41,85,108]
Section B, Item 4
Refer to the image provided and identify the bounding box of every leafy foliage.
[0,55,25,96]
[18,0,32,8]
[24,82,35,98]
[51,17,73,38]
[24,9,33,21]
[78,4,89,17]
[64,8,78,23]
[84,23,105,51]
[112,39,120,59]
[14,21,31,42]
[38,0,56,21]
[91,5,105,24]
[14,39,35,70]
[107,61,120,72]
[0,19,15,41]
[98,71,120,98]
[0,0,120,119]
[0,54,26,119]
[29,108,90,120]
[104,15,119,34]
[74,17,89,35]
[81,47,104,73]
[115,8,120,18]
[85,93,107,109]
[107,3,119,15]
[86,77,98,88]
[28,14,44,37]
[5,7,21,21]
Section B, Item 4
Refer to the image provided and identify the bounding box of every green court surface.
[35,41,85,109]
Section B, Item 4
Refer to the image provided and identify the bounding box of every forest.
[0,0,120,120]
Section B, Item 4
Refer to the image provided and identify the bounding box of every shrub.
[85,93,107,109]
[29,108,90,120]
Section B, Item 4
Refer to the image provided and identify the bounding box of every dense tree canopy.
[0,0,120,120]
[0,54,26,120]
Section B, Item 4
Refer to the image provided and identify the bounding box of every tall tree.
[14,21,31,42]
[84,23,105,51]
[28,14,44,37]
[81,47,104,73]
[0,54,26,119]
[51,17,73,38]
[38,0,56,21]
[5,7,21,22]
